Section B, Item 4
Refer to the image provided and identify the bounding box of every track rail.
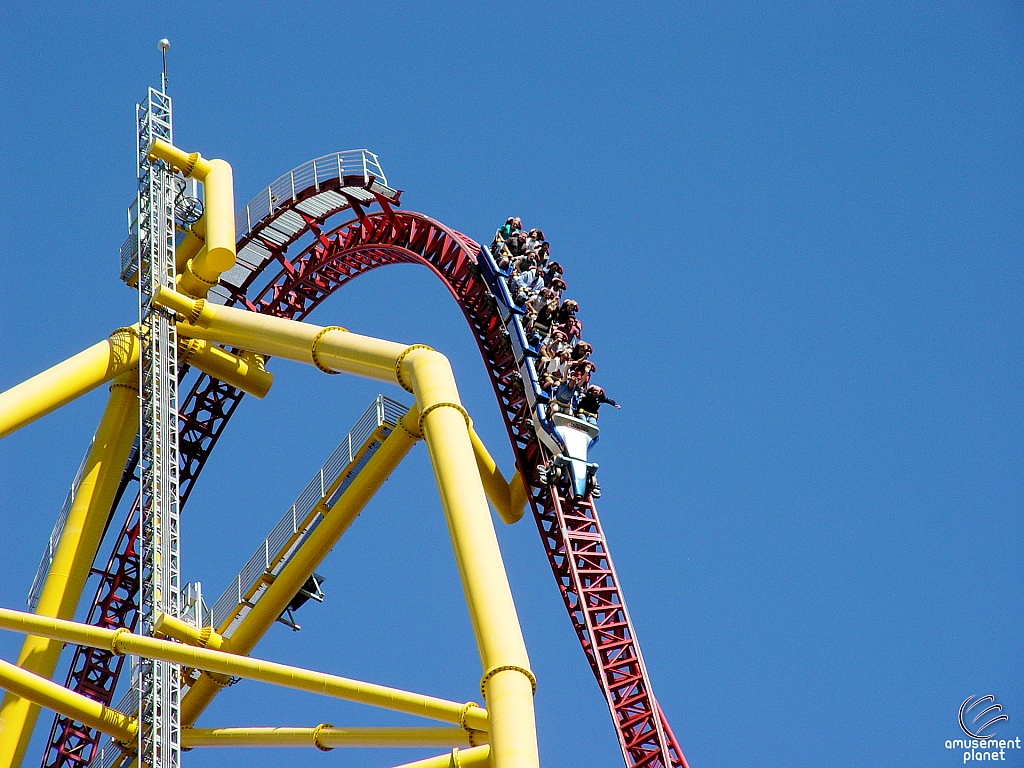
[42,175,686,768]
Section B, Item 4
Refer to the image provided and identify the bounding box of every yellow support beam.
[152,286,539,768]
[175,216,205,276]
[393,746,491,768]
[180,407,422,724]
[154,613,225,651]
[154,285,408,377]
[181,725,476,749]
[0,324,270,440]
[0,328,138,439]
[0,607,489,732]
[0,657,136,748]
[469,425,528,524]
[147,139,235,298]
[179,338,272,399]
[0,374,139,768]
[410,364,538,768]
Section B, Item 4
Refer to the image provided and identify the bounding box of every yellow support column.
[153,613,225,650]
[469,425,528,524]
[403,349,538,768]
[392,746,491,768]
[0,323,272,441]
[179,338,273,398]
[0,373,139,768]
[175,217,205,276]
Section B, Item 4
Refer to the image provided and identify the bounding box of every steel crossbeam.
[40,183,686,767]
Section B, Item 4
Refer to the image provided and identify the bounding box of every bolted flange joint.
[479,664,537,700]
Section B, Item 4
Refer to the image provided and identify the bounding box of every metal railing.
[119,200,140,283]
[209,395,407,634]
[236,150,388,240]
[120,149,389,280]
[27,438,96,610]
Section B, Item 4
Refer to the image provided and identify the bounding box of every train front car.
[476,241,602,499]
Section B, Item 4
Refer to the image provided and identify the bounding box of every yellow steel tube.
[153,286,407,379]
[0,608,489,732]
[404,349,538,768]
[194,159,234,274]
[147,139,213,179]
[154,613,225,651]
[148,140,234,297]
[182,725,474,749]
[179,338,273,398]
[0,328,138,439]
[0,658,136,747]
[469,426,528,524]
[175,217,205,276]
[509,470,529,519]
[181,408,422,724]
[0,374,139,768]
[393,746,491,768]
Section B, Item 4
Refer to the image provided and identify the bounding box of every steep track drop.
[42,171,687,768]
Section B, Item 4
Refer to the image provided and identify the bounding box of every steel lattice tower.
[135,84,181,768]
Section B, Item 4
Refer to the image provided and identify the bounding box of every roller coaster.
[0,56,686,768]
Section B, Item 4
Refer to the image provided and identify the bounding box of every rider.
[493,216,521,247]
[576,385,620,424]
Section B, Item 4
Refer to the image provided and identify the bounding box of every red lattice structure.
[41,174,687,768]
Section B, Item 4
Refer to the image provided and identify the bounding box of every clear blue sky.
[1,2,1022,766]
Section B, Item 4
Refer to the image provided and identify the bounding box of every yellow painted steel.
[180,406,422,724]
[412,374,538,768]
[151,286,539,768]
[175,216,205,276]
[154,613,225,651]
[0,328,138,439]
[179,338,272,399]
[469,426,528,524]
[0,657,136,747]
[0,608,489,732]
[0,374,139,768]
[393,746,491,768]
[181,725,475,749]
[154,286,408,378]
[0,324,269,444]
[147,139,234,297]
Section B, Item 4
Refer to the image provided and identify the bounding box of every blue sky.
[1,2,1022,766]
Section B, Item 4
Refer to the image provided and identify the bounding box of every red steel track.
[41,179,687,768]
